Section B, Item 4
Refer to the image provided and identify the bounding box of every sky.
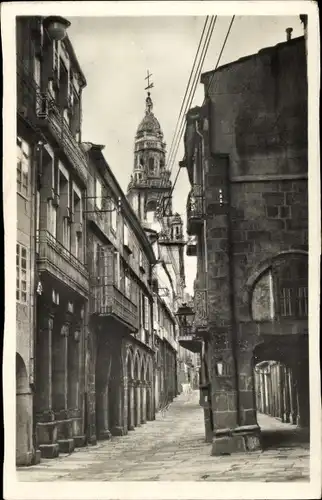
[67,15,304,294]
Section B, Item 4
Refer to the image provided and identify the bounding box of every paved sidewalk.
[17,391,309,482]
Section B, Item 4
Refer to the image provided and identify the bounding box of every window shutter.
[144,296,149,330]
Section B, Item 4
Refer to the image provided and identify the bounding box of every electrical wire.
[163,15,235,216]
[166,16,211,168]
[155,16,214,221]
[156,16,217,220]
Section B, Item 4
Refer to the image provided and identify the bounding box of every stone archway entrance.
[253,335,309,449]
[16,353,32,465]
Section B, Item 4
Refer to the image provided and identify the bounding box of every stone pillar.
[128,381,135,430]
[284,365,291,423]
[52,313,75,454]
[279,364,285,421]
[135,382,141,427]
[210,335,261,456]
[36,309,60,459]
[260,371,265,413]
[141,383,147,424]
[36,314,54,412]
[289,368,297,425]
[96,384,111,440]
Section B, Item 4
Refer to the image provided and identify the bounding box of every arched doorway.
[248,253,309,449]
[253,337,309,449]
[16,353,32,465]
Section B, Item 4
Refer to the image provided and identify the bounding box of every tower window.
[149,157,155,173]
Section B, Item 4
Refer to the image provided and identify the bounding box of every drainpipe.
[195,120,208,390]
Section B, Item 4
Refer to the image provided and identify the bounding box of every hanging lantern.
[43,16,71,41]
[175,302,195,335]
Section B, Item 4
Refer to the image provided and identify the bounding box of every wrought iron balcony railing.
[36,229,89,296]
[158,229,185,245]
[17,59,88,186]
[187,184,204,234]
[91,281,139,332]
[128,177,172,190]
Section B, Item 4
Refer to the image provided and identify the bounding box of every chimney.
[286,27,293,41]
[300,14,308,30]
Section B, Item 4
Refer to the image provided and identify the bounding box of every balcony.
[91,282,139,332]
[187,184,204,235]
[186,235,197,256]
[128,177,172,190]
[36,230,89,297]
[158,229,185,246]
[178,331,202,353]
[17,59,88,186]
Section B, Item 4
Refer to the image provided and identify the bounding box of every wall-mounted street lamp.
[175,302,195,335]
[42,16,71,42]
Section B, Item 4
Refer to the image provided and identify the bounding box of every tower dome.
[127,87,172,222]
[136,92,163,138]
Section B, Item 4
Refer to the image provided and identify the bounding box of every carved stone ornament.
[74,330,81,342]
[193,289,208,329]
[213,333,231,350]
[238,338,251,351]
[60,323,69,337]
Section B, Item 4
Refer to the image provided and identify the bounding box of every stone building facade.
[127,91,197,409]
[16,16,88,463]
[83,142,156,443]
[16,16,191,466]
[182,34,308,454]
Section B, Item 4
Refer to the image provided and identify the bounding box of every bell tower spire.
[127,73,172,224]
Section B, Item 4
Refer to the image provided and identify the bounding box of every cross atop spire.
[145,69,154,91]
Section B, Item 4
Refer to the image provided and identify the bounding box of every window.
[298,286,308,317]
[111,204,117,233]
[47,199,57,238]
[144,296,149,330]
[95,178,102,210]
[63,217,71,250]
[251,257,308,321]
[75,232,81,260]
[114,251,120,288]
[139,251,144,269]
[148,157,155,174]
[125,275,131,298]
[16,243,27,303]
[124,224,129,247]
[17,138,30,197]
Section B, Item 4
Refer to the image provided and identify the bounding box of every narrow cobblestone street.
[17,391,309,482]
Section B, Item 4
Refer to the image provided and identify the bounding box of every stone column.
[52,317,69,412]
[36,311,60,459]
[289,368,297,425]
[36,314,54,412]
[128,380,135,430]
[284,365,291,423]
[136,382,141,427]
[53,313,75,453]
[141,383,147,424]
[260,371,265,413]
